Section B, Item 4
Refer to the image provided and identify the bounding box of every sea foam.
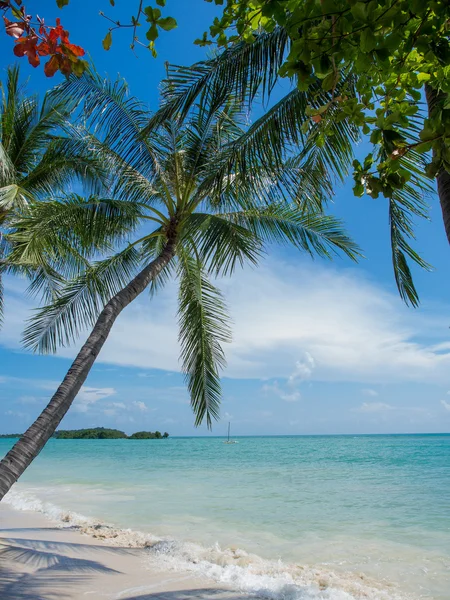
[3,488,413,600]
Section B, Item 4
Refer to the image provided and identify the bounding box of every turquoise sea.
[1,434,449,600]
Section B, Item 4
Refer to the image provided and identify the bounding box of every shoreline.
[0,502,242,600]
[0,489,414,600]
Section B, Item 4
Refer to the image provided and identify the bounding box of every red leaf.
[61,41,85,57]
[13,35,40,67]
[36,41,51,56]
[3,16,26,38]
[44,55,61,77]
[48,26,62,42]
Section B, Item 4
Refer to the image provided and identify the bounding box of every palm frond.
[8,194,144,267]
[183,212,262,275]
[21,135,110,197]
[51,71,160,179]
[23,245,144,353]
[224,204,361,260]
[0,143,14,184]
[389,184,431,307]
[12,97,75,178]
[0,65,22,156]
[146,27,289,132]
[196,85,359,209]
[178,250,231,428]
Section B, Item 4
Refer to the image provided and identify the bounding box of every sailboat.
[223,422,238,444]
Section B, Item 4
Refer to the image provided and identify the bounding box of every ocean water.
[1,434,449,600]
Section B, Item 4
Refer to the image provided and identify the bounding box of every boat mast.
[227,422,230,442]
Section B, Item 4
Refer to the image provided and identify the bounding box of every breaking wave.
[4,488,413,600]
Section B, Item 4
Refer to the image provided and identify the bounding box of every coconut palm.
[0,64,108,322]
[149,29,433,306]
[0,73,360,499]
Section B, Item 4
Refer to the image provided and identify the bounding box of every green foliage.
[129,430,167,438]
[159,21,434,304]
[55,428,127,439]
[0,65,107,322]
[96,2,177,57]
[54,428,169,439]
[201,1,450,272]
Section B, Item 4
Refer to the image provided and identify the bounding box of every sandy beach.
[0,503,246,600]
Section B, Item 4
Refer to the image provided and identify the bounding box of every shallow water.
[1,434,449,599]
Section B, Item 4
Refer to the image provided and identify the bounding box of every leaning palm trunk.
[425,84,450,244]
[0,240,176,500]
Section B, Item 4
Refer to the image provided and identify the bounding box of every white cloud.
[441,400,450,412]
[362,389,379,397]
[2,261,450,385]
[356,402,394,413]
[81,262,450,384]
[73,387,116,413]
[111,402,126,409]
[288,352,315,384]
[280,390,301,402]
[262,380,301,402]
[132,400,148,412]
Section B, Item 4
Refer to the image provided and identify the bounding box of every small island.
[55,428,169,439]
[0,428,169,440]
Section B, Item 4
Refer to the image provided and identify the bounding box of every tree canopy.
[198,1,450,227]
[54,428,169,439]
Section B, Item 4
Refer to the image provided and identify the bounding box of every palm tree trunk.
[425,84,450,244]
[0,239,176,501]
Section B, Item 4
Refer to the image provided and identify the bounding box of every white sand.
[0,502,248,600]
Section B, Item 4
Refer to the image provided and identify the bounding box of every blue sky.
[1,0,450,436]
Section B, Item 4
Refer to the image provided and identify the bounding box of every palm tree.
[0,64,108,321]
[0,73,359,499]
[148,29,433,306]
[425,84,450,244]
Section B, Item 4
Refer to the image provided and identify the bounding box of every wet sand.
[0,502,248,600]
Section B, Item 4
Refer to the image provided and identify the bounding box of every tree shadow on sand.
[0,537,256,600]
[0,536,136,600]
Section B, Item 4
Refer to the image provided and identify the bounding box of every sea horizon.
[2,431,450,438]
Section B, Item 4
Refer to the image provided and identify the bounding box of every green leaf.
[102,31,112,51]
[56,0,70,7]
[351,2,368,23]
[144,6,154,21]
[417,73,431,83]
[353,183,364,197]
[146,23,159,41]
[321,72,336,91]
[156,0,166,5]
[360,29,377,53]
[157,16,177,31]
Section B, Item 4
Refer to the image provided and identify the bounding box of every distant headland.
[0,428,169,440]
